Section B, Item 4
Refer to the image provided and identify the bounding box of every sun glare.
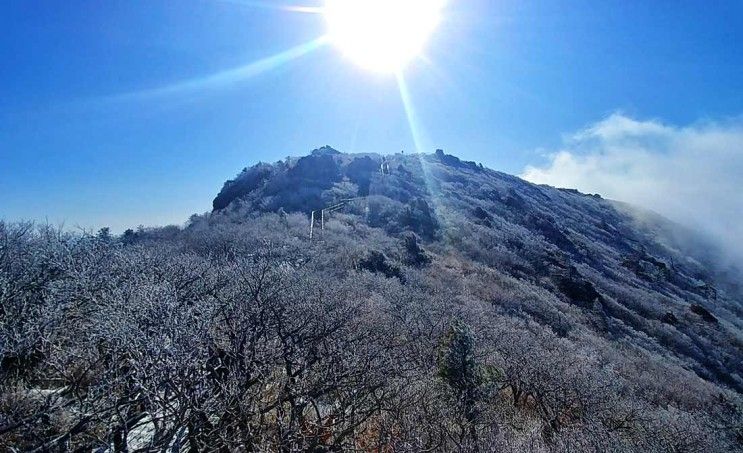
[324,0,446,73]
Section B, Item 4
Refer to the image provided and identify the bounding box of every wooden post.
[310,211,314,240]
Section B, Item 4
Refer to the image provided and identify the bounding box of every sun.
[323,0,446,73]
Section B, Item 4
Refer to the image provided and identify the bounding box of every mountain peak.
[207,147,742,394]
[311,145,342,156]
[212,147,488,213]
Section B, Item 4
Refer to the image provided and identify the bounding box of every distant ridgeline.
[213,146,742,391]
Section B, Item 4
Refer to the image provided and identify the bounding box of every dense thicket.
[1,149,741,451]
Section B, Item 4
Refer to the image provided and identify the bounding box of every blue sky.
[1,0,742,231]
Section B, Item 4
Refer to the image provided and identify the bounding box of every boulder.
[690,304,718,324]
[661,312,679,326]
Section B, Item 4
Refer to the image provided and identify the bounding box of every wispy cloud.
[522,113,743,261]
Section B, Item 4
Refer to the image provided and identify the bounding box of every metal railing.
[309,197,367,240]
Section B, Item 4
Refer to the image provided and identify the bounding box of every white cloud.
[522,113,743,261]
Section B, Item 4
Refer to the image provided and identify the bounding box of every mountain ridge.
[3,146,741,451]
[209,146,742,390]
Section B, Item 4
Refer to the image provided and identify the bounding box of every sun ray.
[110,36,329,101]
[396,70,448,232]
[395,70,428,155]
[216,0,324,14]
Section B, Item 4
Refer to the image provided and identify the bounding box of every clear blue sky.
[1,0,741,231]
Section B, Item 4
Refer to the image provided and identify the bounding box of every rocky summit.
[213,147,742,390]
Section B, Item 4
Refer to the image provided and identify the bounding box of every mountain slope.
[212,147,742,391]
[2,147,741,452]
